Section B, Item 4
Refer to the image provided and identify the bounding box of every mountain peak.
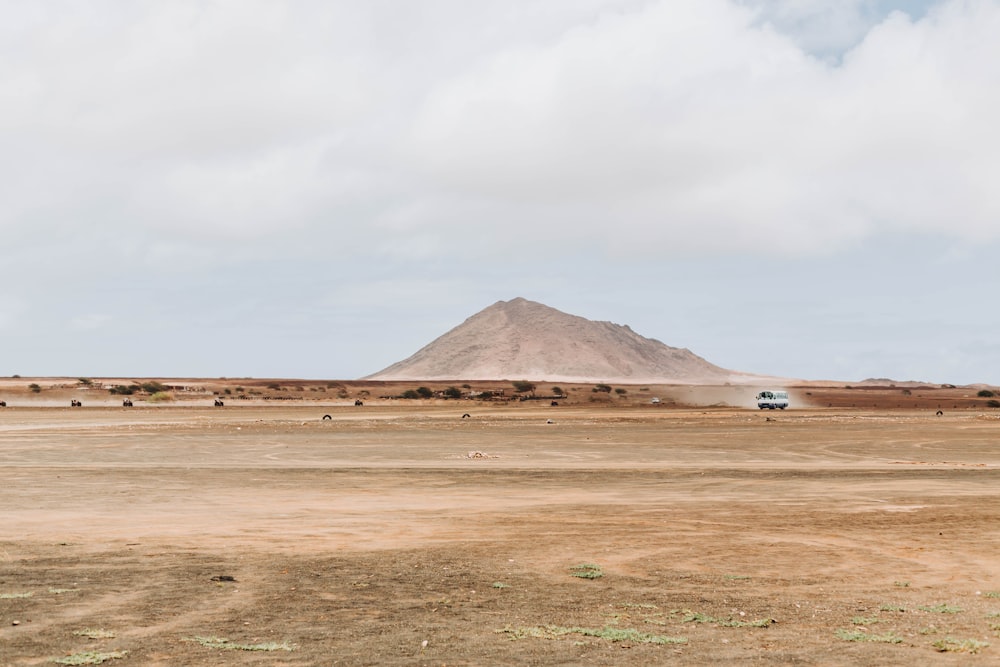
[365,298,747,383]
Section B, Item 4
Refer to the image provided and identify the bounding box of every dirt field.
[2,389,1000,665]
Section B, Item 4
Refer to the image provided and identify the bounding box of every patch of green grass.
[497,625,686,645]
[894,581,911,588]
[851,615,879,625]
[73,629,115,639]
[835,628,903,644]
[491,582,509,589]
[983,591,1000,599]
[724,574,751,580]
[681,610,716,623]
[52,651,127,665]
[879,604,906,612]
[186,636,295,652]
[569,563,603,579]
[932,637,989,654]
[0,591,33,599]
[918,604,963,614]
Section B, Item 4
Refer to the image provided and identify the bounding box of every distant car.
[650,397,661,404]
[756,390,789,410]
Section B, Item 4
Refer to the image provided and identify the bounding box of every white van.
[756,390,789,410]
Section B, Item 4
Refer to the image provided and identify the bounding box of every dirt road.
[2,404,999,665]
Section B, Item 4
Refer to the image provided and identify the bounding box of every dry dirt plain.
[2,391,1000,665]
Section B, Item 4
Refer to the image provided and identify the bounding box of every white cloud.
[2,0,999,382]
[69,313,113,331]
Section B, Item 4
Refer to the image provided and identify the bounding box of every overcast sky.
[2,0,998,385]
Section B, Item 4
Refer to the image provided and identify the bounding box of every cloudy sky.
[2,0,998,384]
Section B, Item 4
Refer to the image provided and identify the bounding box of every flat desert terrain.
[2,384,1000,665]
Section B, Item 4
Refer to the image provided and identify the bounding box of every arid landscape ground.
[2,379,1000,665]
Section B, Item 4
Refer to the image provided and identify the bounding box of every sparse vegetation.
[401,390,420,399]
[551,386,564,397]
[187,636,295,652]
[0,591,33,599]
[443,386,463,399]
[593,384,612,393]
[73,629,116,639]
[918,604,963,614]
[933,637,989,653]
[52,651,128,665]
[614,388,627,395]
[108,384,139,395]
[680,610,773,627]
[147,392,173,403]
[78,378,92,386]
[569,563,603,579]
[987,400,1000,409]
[497,625,686,645]
[977,389,995,398]
[140,381,166,394]
[28,383,41,393]
[416,386,433,399]
[835,629,903,643]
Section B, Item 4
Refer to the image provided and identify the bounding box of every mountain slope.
[366,298,756,383]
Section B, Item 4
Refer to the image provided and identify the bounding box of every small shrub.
[933,637,989,654]
[28,383,41,393]
[593,384,612,393]
[551,386,564,397]
[78,378,92,386]
[615,388,627,395]
[512,381,536,394]
[140,381,166,394]
[416,386,433,398]
[401,390,420,399]
[977,389,996,398]
[147,392,173,403]
[443,386,463,399]
[835,628,903,643]
[569,563,603,579]
[987,400,1000,409]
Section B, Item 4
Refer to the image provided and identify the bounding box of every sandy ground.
[2,399,1000,665]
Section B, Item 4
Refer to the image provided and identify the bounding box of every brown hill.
[366,298,773,384]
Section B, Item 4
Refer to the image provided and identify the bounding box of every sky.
[2,0,998,385]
